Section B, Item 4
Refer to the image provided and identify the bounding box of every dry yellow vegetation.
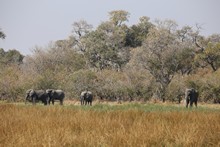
[0,103,220,146]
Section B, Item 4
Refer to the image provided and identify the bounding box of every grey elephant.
[25,89,49,105]
[80,90,93,106]
[185,88,198,108]
[46,89,65,105]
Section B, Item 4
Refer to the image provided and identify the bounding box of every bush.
[67,69,97,99]
[166,75,185,103]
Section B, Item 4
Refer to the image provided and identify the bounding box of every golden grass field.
[0,102,220,146]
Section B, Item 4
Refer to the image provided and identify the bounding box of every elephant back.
[55,90,64,94]
[33,90,48,99]
[55,90,65,98]
[46,89,65,99]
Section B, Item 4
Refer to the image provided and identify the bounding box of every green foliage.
[125,16,153,47]
[196,42,220,71]
[84,21,129,70]
[109,10,130,26]
[176,47,195,75]
[166,75,185,102]
[0,49,24,65]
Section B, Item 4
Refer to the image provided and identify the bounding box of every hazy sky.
[1,0,220,55]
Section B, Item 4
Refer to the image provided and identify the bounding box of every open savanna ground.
[0,102,220,146]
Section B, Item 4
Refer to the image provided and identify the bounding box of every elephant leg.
[190,100,193,107]
[186,99,189,108]
[194,101,197,108]
[32,97,36,105]
[43,101,47,105]
[88,100,92,106]
[25,95,28,105]
[48,98,51,105]
[52,99,55,105]
[43,99,48,105]
[60,99,63,105]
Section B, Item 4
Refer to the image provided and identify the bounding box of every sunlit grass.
[0,103,220,146]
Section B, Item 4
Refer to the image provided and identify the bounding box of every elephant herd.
[25,89,65,105]
[25,88,197,108]
[25,89,93,106]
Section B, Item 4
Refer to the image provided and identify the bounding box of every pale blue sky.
[0,0,220,55]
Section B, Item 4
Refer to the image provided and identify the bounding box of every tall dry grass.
[0,104,220,146]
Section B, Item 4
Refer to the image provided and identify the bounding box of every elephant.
[80,90,93,106]
[25,89,49,105]
[46,89,65,105]
[185,88,198,108]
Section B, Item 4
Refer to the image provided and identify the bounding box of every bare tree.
[72,20,93,52]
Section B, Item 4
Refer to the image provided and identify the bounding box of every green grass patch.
[66,102,220,112]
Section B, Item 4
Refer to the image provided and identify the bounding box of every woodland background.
[1,10,220,103]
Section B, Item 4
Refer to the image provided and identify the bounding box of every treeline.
[1,10,220,103]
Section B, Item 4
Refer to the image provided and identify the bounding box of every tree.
[0,28,6,39]
[83,26,127,70]
[133,20,182,102]
[71,20,93,52]
[176,47,195,75]
[0,49,24,65]
[109,10,130,26]
[126,16,154,47]
[196,42,220,71]
[83,10,130,71]
[0,65,24,101]
[176,26,198,75]
[23,41,86,75]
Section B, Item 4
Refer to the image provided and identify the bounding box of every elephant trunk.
[25,94,28,104]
